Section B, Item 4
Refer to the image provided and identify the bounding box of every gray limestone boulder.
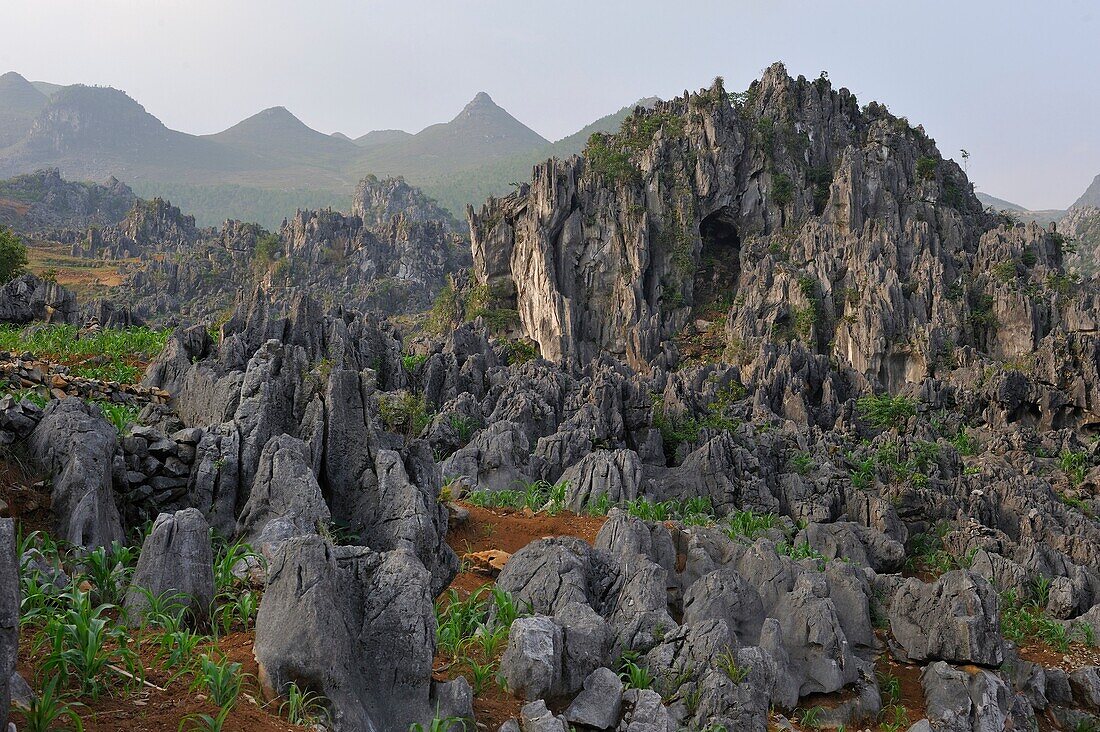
[617,689,674,732]
[564,667,623,729]
[254,535,437,732]
[555,601,614,694]
[562,449,642,512]
[682,567,764,643]
[0,519,17,731]
[123,508,215,625]
[889,571,1003,666]
[500,615,564,700]
[520,700,568,732]
[235,434,329,551]
[920,661,1011,732]
[496,537,600,615]
[28,399,123,548]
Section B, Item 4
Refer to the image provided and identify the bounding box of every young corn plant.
[215,588,259,636]
[278,681,330,726]
[17,675,85,732]
[37,588,139,698]
[129,587,188,631]
[465,658,497,695]
[409,715,468,732]
[473,624,509,658]
[212,538,261,591]
[178,707,232,732]
[158,628,205,678]
[435,588,488,658]
[190,654,244,709]
[77,540,136,606]
[617,655,654,690]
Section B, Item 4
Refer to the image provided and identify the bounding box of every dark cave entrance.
[694,206,741,316]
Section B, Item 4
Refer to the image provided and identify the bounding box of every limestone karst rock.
[0,518,17,732]
[123,508,215,624]
[27,399,123,548]
[253,535,441,732]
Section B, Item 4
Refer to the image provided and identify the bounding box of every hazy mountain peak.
[1073,174,1100,210]
[0,71,48,111]
[453,91,511,122]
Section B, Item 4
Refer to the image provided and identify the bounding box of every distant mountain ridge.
[976,192,1026,212]
[1074,174,1100,209]
[0,72,49,148]
[0,72,658,225]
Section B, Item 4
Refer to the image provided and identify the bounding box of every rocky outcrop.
[0,168,134,234]
[0,518,17,732]
[280,175,469,315]
[142,288,458,593]
[123,508,215,624]
[27,398,122,548]
[235,434,329,552]
[469,62,1086,412]
[889,571,1003,666]
[74,196,199,259]
[254,535,444,732]
[0,273,78,325]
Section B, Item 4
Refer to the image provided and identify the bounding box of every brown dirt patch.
[1017,639,1100,673]
[25,240,136,301]
[14,624,301,732]
[436,502,607,728]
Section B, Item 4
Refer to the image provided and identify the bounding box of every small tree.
[0,227,28,284]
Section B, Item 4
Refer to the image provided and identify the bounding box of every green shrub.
[427,281,460,335]
[916,156,938,180]
[503,339,539,365]
[379,392,433,438]
[1060,449,1089,486]
[0,227,28,284]
[788,452,813,475]
[772,173,794,206]
[252,233,281,269]
[402,353,428,373]
[991,260,1018,283]
[856,393,917,430]
[585,134,640,184]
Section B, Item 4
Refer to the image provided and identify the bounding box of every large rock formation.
[254,536,442,732]
[469,62,1079,405]
[0,518,17,732]
[27,399,123,548]
[0,168,134,234]
[123,508,215,624]
[0,273,78,325]
[74,196,200,259]
[112,175,468,325]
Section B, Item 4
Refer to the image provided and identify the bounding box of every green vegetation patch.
[0,324,168,384]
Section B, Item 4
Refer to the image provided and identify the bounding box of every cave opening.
[694,206,741,315]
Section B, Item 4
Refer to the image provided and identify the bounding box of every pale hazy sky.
[4,1,1096,209]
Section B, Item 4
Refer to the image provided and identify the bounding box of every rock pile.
[0,353,170,405]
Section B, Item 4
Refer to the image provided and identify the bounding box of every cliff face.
[470,64,1080,396]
